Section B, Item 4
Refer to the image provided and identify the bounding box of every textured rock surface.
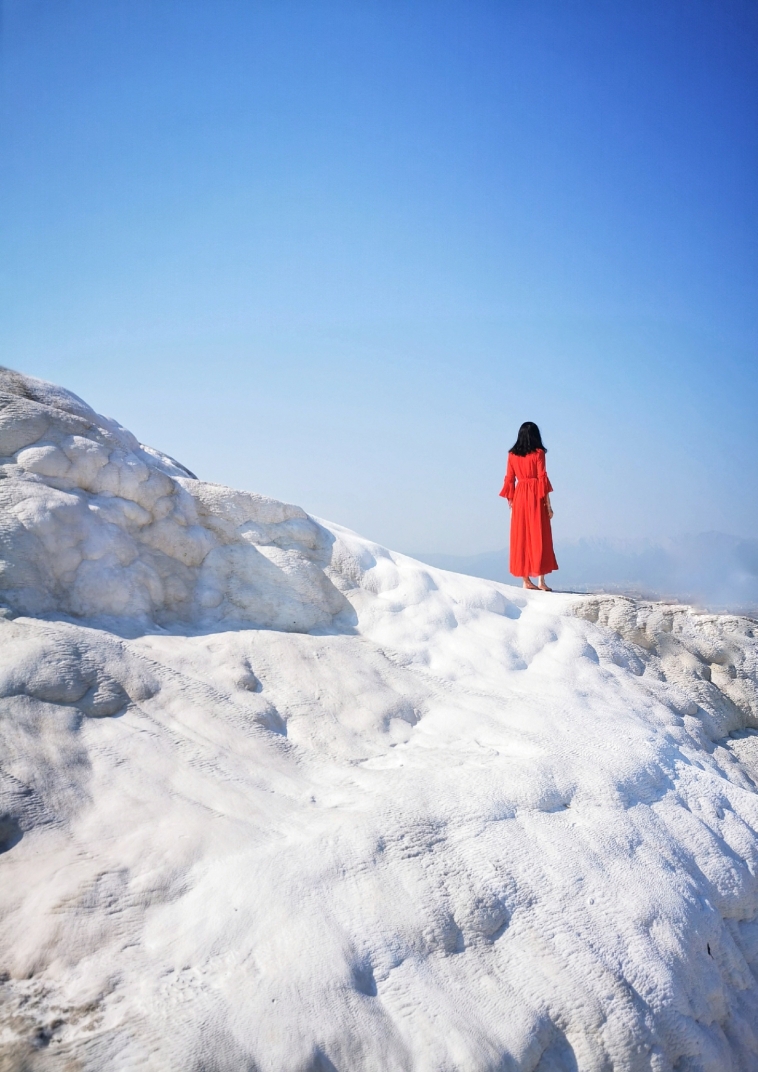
[0,368,349,630]
[0,369,758,1071]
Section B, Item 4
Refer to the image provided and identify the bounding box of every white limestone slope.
[0,367,349,631]
[1,369,758,1072]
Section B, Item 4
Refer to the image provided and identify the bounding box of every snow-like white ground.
[1,369,757,1071]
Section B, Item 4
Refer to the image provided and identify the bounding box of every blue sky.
[2,0,756,554]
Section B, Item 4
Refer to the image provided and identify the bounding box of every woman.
[499,421,558,591]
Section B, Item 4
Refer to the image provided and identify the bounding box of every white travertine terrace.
[0,367,349,630]
[0,369,757,1071]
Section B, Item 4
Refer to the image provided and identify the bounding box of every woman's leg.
[538,575,552,591]
[523,576,539,589]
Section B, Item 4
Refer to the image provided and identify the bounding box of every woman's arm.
[536,450,553,512]
[499,454,516,503]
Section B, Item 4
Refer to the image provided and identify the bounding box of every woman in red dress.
[499,422,558,591]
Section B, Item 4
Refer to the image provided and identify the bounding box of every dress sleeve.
[499,454,516,501]
[536,449,553,499]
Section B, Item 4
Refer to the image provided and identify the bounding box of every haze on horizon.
[2,0,756,556]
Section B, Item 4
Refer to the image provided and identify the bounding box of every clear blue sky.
[2,0,756,554]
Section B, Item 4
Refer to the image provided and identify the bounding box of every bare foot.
[538,582,552,592]
[523,578,539,590]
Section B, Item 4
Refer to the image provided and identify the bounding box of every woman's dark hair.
[509,421,546,456]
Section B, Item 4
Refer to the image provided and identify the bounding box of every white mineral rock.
[0,368,349,631]
[0,368,757,1071]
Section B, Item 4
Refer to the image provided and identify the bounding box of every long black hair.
[509,421,546,456]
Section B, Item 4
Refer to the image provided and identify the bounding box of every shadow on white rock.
[0,368,354,632]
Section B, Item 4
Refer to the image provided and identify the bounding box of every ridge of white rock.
[1,369,758,1072]
[0,367,349,630]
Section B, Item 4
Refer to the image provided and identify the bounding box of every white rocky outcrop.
[0,369,757,1071]
[0,368,349,630]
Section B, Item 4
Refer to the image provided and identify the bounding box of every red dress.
[499,449,558,577]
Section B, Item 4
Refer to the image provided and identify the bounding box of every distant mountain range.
[411,533,758,616]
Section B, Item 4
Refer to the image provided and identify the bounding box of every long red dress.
[499,448,558,578]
